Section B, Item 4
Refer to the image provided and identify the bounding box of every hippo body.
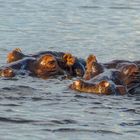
[0,57,36,77]
[31,52,86,77]
[71,54,140,95]
[7,49,86,77]
[7,49,65,64]
[1,54,66,78]
[70,68,140,95]
[29,51,65,59]
[103,60,140,69]
[3,57,36,70]
[68,58,86,77]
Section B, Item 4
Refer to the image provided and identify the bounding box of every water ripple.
[43,128,122,135]
[50,119,77,125]
[109,6,140,10]
[120,122,140,126]
[122,109,140,114]
[79,6,101,9]
[0,116,36,124]
[0,103,21,107]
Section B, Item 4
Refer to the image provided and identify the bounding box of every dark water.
[0,0,140,139]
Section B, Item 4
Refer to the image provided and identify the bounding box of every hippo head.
[70,79,112,95]
[63,53,76,66]
[84,54,103,80]
[35,54,63,77]
[0,67,15,78]
[121,63,139,76]
[7,48,24,63]
[120,64,140,86]
[70,79,127,95]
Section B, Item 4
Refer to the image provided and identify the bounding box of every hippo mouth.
[70,79,112,95]
[0,67,15,78]
[70,80,97,92]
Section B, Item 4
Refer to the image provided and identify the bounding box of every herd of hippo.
[0,48,140,95]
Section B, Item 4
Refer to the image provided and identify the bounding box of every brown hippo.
[70,68,140,95]
[7,48,65,63]
[104,59,140,70]
[7,48,26,63]
[1,54,65,79]
[62,53,86,77]
[0,57,36,78]
[70,54,140,95]
[0,67,15,78]
[30,54,64,78]
[84,54,140,80]
[70,70,129,95]
[6,48,86,77]
[83,54,104,80]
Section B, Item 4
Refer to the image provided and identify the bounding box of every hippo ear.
[87,54,97,63]
[63,53,76,66]
[0,70,2,76]
[14,48,22,52]
[63,53,72,60]
[99,80,110,88]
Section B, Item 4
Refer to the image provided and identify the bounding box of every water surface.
[0,0,140,140]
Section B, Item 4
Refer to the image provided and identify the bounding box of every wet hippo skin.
[6,48,86,77]
[71,54,140,95]
[4,49,140,95]
[1,54,65,78]
[70,69,139,95]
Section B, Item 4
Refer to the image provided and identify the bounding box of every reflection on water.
[0,0,140,140]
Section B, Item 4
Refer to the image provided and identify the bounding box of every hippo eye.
[9,69,13,73]
[48,60,56,65]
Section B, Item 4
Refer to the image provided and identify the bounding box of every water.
[0,0,140,139]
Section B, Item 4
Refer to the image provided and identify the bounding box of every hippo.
[62,53,86,77]
[6,48,86,77]
[7,48,26,63]
[0,57,36,77]
[83,54,140,80]
[0,67,15,78]
[83,54,104,80]
[7,48,65,63]
[31,54,64,78]
[70,70,128,95]
[70,68,139,95]
[1,54,65,78]
[103,59,140,70]
[70,54,140,95]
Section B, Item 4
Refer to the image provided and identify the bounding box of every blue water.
[0,0,140,140]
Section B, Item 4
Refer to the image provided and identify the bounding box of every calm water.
[0,0,140,140]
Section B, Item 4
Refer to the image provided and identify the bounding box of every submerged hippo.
[83,54,104,80]
[70,70,127,95]
[0,67,15,78]
[7,48,25,63]
[7,48,65,63]
[62,53,86,77]
[84,54,140,80]
[70,54,140,95]
[1,54,64,78]
[6,48,86,77]
[70,69,140,95]
[104,59,140,71]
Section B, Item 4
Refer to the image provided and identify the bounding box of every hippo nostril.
[74,80,81,86]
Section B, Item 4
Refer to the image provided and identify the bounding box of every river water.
[0,0,140,140]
